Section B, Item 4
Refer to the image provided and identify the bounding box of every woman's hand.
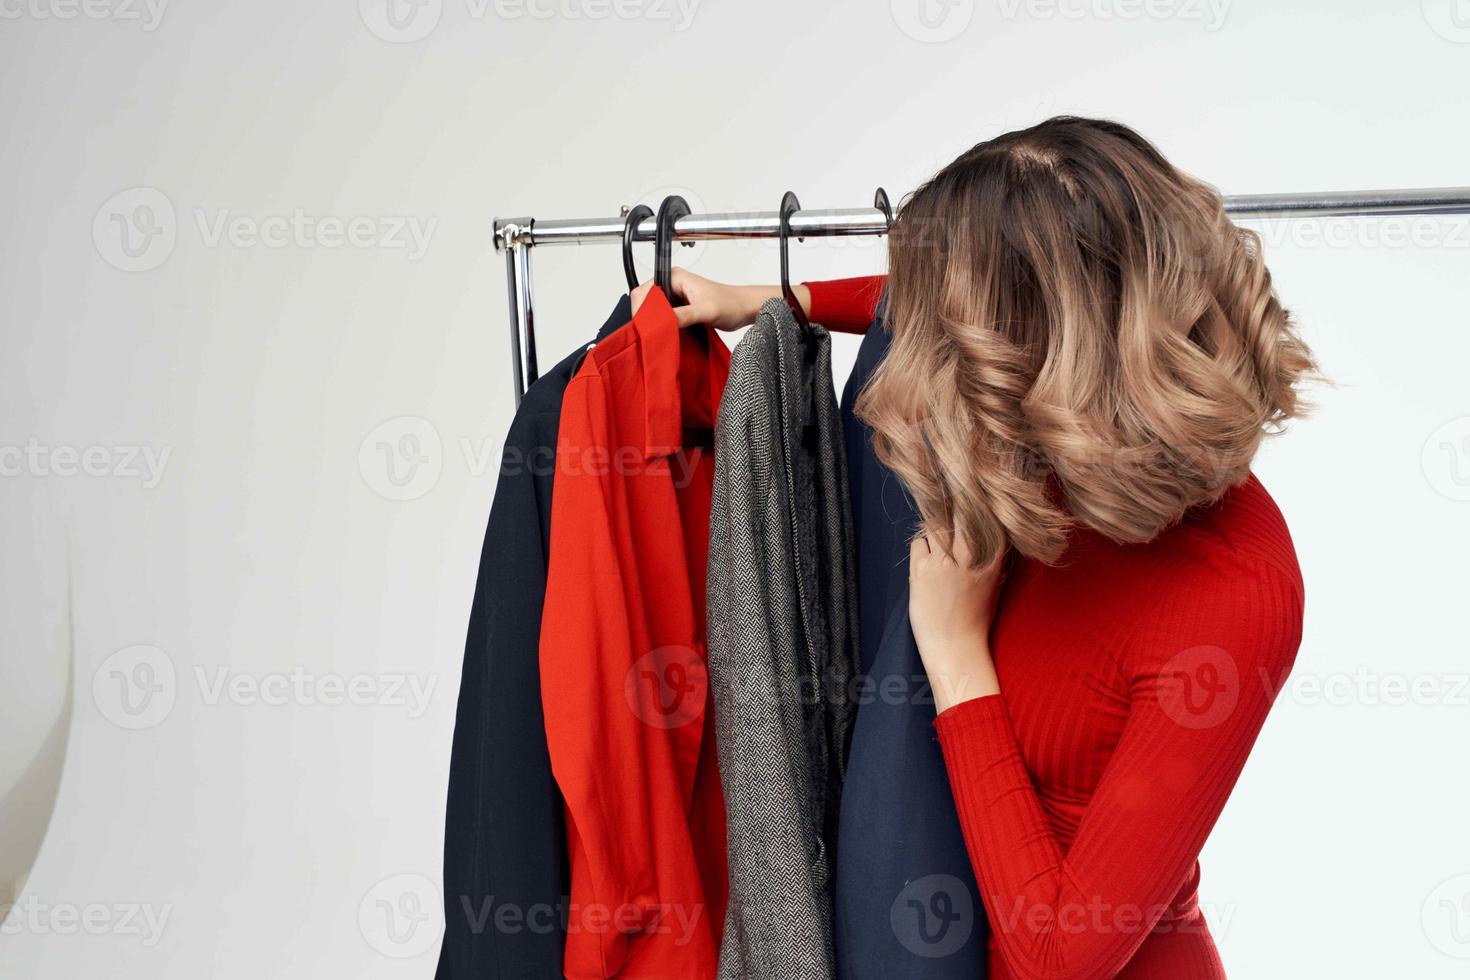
[630,268,808,331]
[909,531,1007,714]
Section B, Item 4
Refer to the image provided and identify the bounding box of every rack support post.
[496,218,537,406]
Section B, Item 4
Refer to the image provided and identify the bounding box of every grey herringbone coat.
[707,300,859,980]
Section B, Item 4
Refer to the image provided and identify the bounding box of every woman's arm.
[910,536,1303,980]
[630,269,886,333]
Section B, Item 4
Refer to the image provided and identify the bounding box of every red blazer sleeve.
[803,275,886,332]
[934,557,1303,980]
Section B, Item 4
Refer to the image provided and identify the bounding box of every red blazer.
[540,287,730,978]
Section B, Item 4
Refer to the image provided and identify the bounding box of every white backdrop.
[2,0,1468,976]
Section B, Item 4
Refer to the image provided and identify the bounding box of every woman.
[633,116,1314,979]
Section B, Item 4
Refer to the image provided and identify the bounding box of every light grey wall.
[2,0,1468,975]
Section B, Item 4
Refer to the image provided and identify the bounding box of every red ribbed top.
[806,274,1306,979]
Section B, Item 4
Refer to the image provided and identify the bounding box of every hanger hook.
[778,191,810,328]
[655,195,690,304]
[874,187,893,233]
[621,203,653,291]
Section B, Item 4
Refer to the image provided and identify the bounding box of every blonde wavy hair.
[857,117,1316,566]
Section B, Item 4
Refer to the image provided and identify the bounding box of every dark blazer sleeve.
[438,406,567,979]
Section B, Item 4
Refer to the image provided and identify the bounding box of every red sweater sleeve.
[803,275,886,333]
[934,556,1303,980]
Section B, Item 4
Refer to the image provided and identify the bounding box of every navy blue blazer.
[437,298,630,980]
[833,304,989,978]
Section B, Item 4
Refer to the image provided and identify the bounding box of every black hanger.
[779,191,809,328]
[874,187,893,233]
[621,204,653,291]
[654,195,690,305]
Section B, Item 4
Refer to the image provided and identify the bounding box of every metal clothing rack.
[492,186,1470,403]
